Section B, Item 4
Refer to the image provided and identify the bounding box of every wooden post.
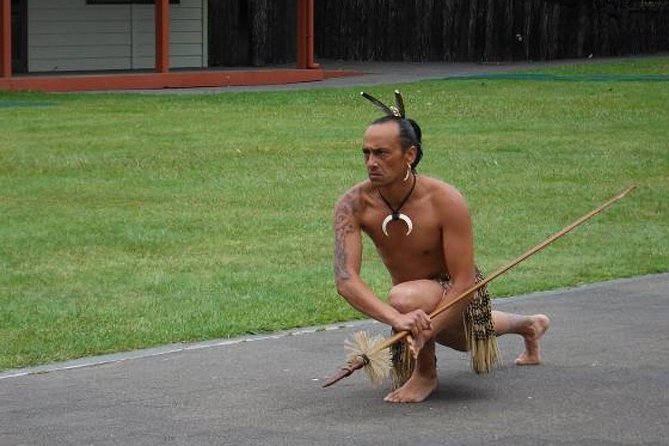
[0,0,11,78]
[155,0,170,73]
[306,0,318,68]
[297,0,307,68]
[296,0,318,69]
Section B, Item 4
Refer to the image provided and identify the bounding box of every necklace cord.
[378,173,416,219]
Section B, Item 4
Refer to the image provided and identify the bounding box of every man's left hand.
[406,327,434,359]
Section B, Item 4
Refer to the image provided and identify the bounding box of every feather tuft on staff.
[344,331,392,386]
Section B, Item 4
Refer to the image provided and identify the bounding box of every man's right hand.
[391,309,432,339]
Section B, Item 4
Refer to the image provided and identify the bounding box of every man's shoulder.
[334,181,373,213]
[336,181,372,202]
[421,176,465,199]
[420,176,469,213]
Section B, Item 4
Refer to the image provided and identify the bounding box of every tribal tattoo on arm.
[333,189,360,282]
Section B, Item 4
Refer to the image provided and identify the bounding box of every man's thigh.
[389,279,469,351]
[388,279,445,313]
[434,297,470,351]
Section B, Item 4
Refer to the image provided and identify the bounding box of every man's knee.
[388,283,420,313]
[388,281,441,313]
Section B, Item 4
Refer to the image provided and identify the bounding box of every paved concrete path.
[133,57,629,94]
[1,273,667,446]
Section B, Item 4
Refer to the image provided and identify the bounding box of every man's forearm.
[336,276,400,326]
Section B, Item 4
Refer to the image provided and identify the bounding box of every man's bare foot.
[515,314,550,365]
[384,372,438,403]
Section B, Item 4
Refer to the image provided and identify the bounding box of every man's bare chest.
[360,202,444,261]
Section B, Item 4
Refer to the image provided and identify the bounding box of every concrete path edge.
[2,272,666,382]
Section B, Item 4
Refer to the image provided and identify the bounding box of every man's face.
[362,121,414,186]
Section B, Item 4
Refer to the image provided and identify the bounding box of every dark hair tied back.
[406,118,423,170]
[362,90,424,171]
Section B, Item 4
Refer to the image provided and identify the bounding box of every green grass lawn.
[1,56,667,371]
[529,54,669,75]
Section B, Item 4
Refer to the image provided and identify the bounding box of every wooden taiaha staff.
[322,185,636,388]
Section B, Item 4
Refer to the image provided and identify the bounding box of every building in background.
[0,0,319,91]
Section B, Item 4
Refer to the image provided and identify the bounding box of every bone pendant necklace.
[378,173,416,236]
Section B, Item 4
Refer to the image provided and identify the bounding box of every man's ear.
[405,145,418,166]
